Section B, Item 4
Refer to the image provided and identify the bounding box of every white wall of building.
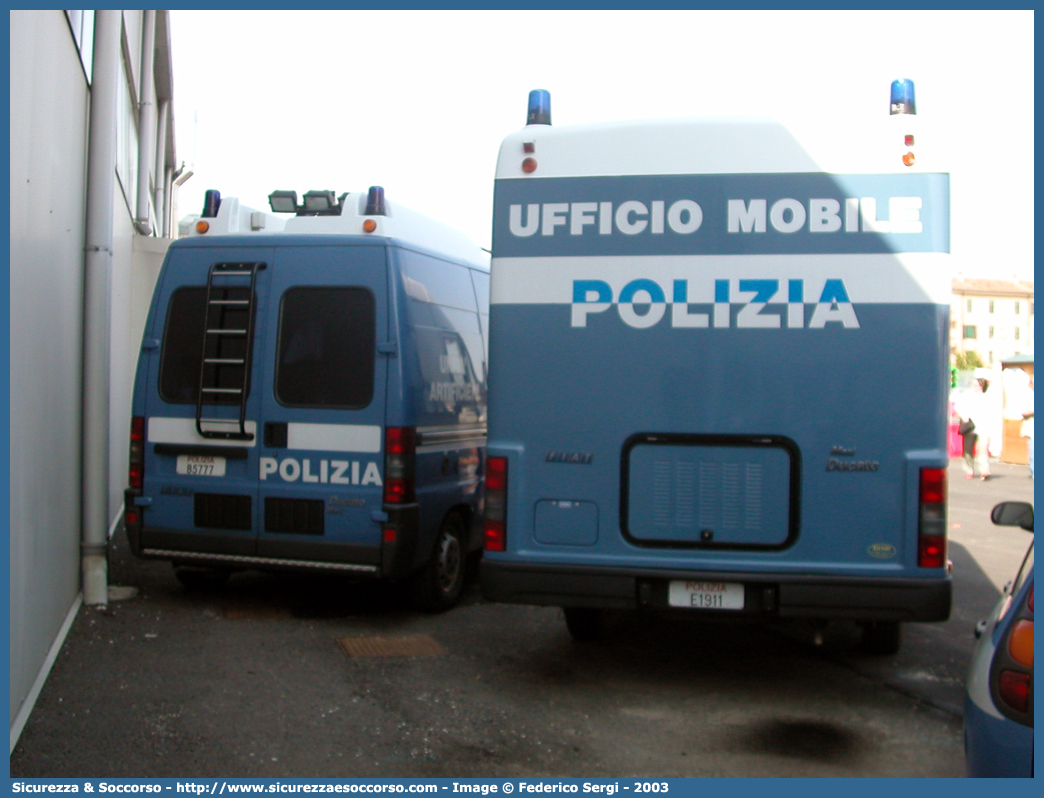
[9,9,178,747]
[950,279,1034,367]
[9,9,92,736]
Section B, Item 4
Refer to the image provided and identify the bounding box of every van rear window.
[275,287,375,408]
[159,286,254,404]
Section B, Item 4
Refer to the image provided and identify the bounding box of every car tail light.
[383,427,416,504]
[998,670,1031,714]
[918,467,947,568]
[1007,619,1034,668]
[990,572,1034,725]
[483,456,508,551]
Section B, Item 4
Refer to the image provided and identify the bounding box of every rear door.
[141,242,273,557]
[255,241,389,566]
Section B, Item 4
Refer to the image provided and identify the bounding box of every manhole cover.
[339,634,445,658]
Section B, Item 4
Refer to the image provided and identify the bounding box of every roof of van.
[185,192,489,269]
[496,115,939,178]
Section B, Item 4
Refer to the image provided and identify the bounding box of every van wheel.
[408,512,466,613]
[564,607,606,642]
[859,621,901,655]
[173,565,232,590]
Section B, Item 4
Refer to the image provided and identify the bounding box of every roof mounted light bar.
[267,189,349,216]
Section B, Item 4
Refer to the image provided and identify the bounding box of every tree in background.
[955,351,985,371]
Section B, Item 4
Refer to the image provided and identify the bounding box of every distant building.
[950,277,1034,367]
[10,10,179,750]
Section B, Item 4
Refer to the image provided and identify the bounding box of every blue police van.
[125,187,489,611]
[480,84,952,652]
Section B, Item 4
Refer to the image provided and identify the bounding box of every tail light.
[483,456,508,551]
[991,579,1034,723]
[383,427,416,504]
[917,467,947,568]
[128,416,145,490]
[998,670,1031,714]
[1007,619,1034,667]
[125,416,146,536]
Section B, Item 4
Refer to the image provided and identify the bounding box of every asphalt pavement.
[10,457,1033,778]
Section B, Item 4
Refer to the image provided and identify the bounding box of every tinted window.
[159,285,254,404]
[276,287,375,408]
[399,249,478,312]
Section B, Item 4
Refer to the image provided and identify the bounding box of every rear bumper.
[963,697,1034,778]
[127,503,421,581]
[480,559,952,622]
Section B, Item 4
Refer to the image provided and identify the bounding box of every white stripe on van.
[490,253,952,305]
[148,417,257,447]
[287,423,382,454]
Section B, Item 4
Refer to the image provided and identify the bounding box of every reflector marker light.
[195,220,210,234]
[523,142,535,153]
[903,152,916,167]
[522,158,537,174]
[363,219,378,233]
[890,79,916,115]
[527,89,551,126]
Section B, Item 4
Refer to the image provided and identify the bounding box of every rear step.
[195,262,265,440]
[141,549,379,574]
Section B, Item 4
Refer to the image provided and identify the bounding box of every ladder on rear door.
[195,261,265,440]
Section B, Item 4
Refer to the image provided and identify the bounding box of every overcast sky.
[168,10,1033,278]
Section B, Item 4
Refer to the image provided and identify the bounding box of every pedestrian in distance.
[956,378,992,480]
[1022,378,1034,479]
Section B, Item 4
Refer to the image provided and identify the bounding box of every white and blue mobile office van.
[125,187,489,611]
[481,84,952,652]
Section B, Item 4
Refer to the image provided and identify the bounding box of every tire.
[408,512,467,613]
[563,607,606,642]
[859,621,901,655]
[173,564,232,590]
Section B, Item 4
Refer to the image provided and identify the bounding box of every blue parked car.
[964,501,1034,777]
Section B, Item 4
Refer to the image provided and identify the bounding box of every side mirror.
[990,501,1034,532]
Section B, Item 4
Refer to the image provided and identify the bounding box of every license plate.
[176,454,226,477]
[668,580,745,610]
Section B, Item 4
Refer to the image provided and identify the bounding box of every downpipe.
[134,10,156,235]
[81,10,122,606]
